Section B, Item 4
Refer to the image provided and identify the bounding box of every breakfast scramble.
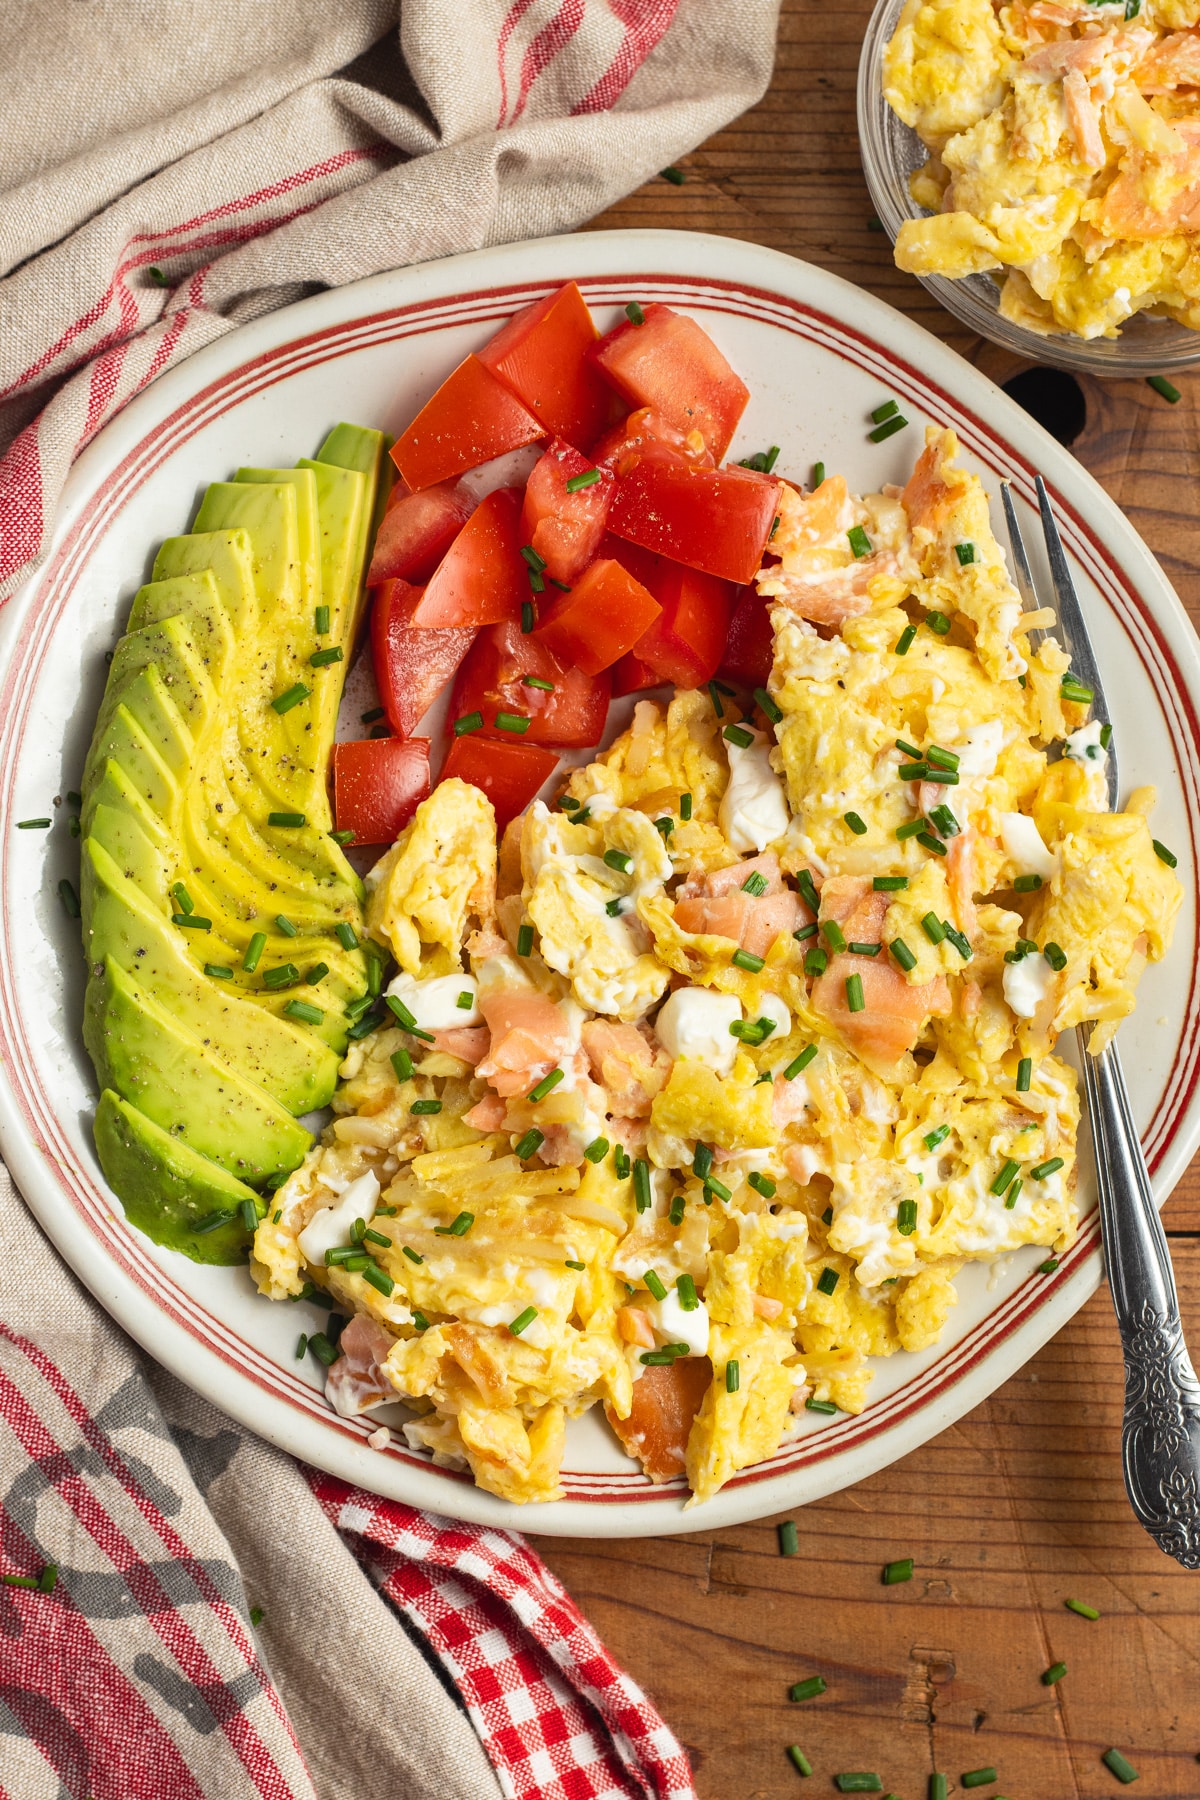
[250,428,1180,1505]
[884,0,1200,338]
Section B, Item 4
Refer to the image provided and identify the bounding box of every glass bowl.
[856,0,1200,375]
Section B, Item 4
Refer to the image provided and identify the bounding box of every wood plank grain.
[557,4,1200,1795]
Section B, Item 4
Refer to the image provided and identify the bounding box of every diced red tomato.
[592,405,715,475]
[441,734,559,832]
[612,560,735,695]
[391,356,543,491]
[607,442,781,586]
[410,487,527,629]
[532,558,661,678]
[332,737,431,847]
[367,479,476,586]
[720,582,774,686]
[519,440,614,584]
[476,282,614,448]
[370,578,476,738]
[449,619,610,748]
[591,304,750,461]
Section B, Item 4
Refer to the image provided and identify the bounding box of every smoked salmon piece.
[325,1315,396,1418]
[1099,118,1200,240]
[606,1357,713,1483]
[811,877,950,1069]
[429,1026,490,1064]
[582,1020,671,1116]
[476,987,573,1096]
[674,854,808,956]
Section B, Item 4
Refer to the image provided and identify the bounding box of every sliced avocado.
[86,960,312,1180]
[153,529,257,640]
[87,758,173,854]
[94,1089,262,1267]
[233,466,320,616]
[127,571,234,683]
[191,481,301,627]
[82,676,191,809]
[295,458,366,637]
[82,837,339,1113]
[88,800,171,910]
[313,423,389,642]
[92,614,216,752]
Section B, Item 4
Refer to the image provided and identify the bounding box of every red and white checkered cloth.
[0,2,782,1793]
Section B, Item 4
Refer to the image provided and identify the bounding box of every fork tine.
[1001,482,1042,628]
[1033,474,1119,809]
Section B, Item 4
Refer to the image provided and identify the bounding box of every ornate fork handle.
[1080,1023,1200,1567]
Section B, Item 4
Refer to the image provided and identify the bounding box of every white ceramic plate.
[2,231,1197,1537]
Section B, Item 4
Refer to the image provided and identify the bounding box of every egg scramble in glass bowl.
[872,0,1200,349]
[251,428,1180,1507]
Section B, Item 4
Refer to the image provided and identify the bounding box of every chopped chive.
[844,811,868,836]
[693,1143,713,1179]
[726,1359,740,1393]
[926,743,959,770]
[804,946,828,978]
[916,832,948,856]
[990,1158,1020,1197]
[1004,1179,1023,1210]
[1147,375,1180,403]
[1043,1661,1067,1685]
[521,600,536,633]
[262,963,301,990]
[633,1158,653,1213]
[919,912,946,947]
[793,922,818,941]
[1102,1749,1138,1785]
[673,1272,699,1313]
[928,804,959,838]
[346,1008,382,1040]
[668,1193,686,1226]
[308,1332,339,1366]
[796,869,820,914]
[1039,1256,1060,1273]
[330,828,356,846]
[961,1772,997,1791]
[566,1259,586,1271]
[171,882,195,914]
[583,1136,610,1164]
[362,1262,395,1298]
[924,1124,950,1151]
[895,818,925,840]
[654,816,674,841]
[897,1199,917,1236]
[326,1245,362,1267]
[812,461,826,487]
[509,1306,538,1336]
[614,1146,631,1180]
[723,723,754,750]
[1030,1156,1065,1181]
[1013,872,1042,892]
[309,646,344,667]
[520,544,547,572]
[848,943,881,958]
[453,711,484,737]
[411,1312,431,1333]
[789,1676,827,1703]
[748,1171,776,1198]
[930,1780,948,1800]
[275,913,298,937]
[1016,1056,1032,1092]
[834,1775,882,1793]
[363,1227,390,1248]
[514,1128,544,1161]
[890,938,917,971]
[742,869,769,897]
[268,812,306,828]
[704,1175,732,1202]
[315,604,330,633]
[925,610,951,635]
[784,1045,818,1080]
[1100,722,1113,748]
[955,541,976,565]
[284,998,324,1025]
[434,1211,474,1238]
[898,762,929,781]
[643,1268,667,1302]
[1066,1597,1100,1619]
[922,768,959,786]
[707,680,725,718]
[1060,674,1094,705]
[779,1520,799,1557]
[847,525,871,559]
[194,1209,236,1234]
[495,711,531,734]
[522,676,555,695]
[243,932,267,972]
[239,1199,259,1232]
[516,923,535,959]
[410,1099,442,1115]
[871,400,899,424]
[869,415,907,444]
[1043,942,1067,971]
[732,948,765,973]
[1153,839,1178,868]
[528,1067,565,1102]
[845,973,865,1013]
[565,468,601,493]
[362,707,386,723]
[456,990,474,1010]
[807,1396,838,1416]
[822,919,847,953]
[680,792,693,820]
[204,963,234,979]
[894,623,917,656]
[403,1246,424,1265]
[754,686,783,723]
[603,848,634,875]
[816,1267,839,1296]
[625,301,645,325]
[271,683,310,714]
[173,913,212,930]
[295,1333,308,1360]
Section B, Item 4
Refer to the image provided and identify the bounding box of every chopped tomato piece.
[592,405,714,474]
[612,559,734,695]
[332,737,431,846]
[367,479,476,585]
[370,578,475,737]
[410,487,527,629]
[441,734,559,832]
[532,557,661,677]
[476,281,614,447]
[607,442,781,586]
[591,304,750,460]
[719,582,774,686]
[391,356,543,490]
[519,439,614,584]
[449,618,610,747]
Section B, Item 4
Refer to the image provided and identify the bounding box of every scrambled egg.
[251,431,1180,1505]
[884,0,1200,337]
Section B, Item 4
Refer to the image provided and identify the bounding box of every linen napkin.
[0,1,782,1793]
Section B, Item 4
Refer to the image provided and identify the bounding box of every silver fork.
[1002,477,1200,1568]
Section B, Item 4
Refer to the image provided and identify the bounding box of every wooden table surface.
[531,4,1200,1796]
